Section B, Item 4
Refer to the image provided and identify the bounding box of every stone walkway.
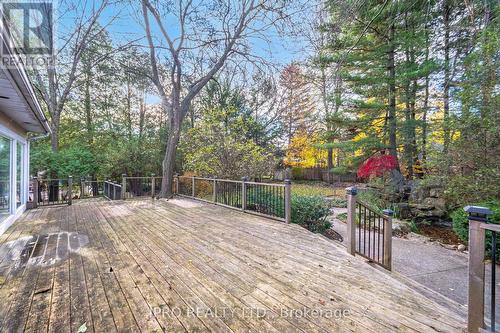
[330,208,499,328]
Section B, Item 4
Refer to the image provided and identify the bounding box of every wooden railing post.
[382,209,394,271]
[32,177,38,208]
[465,205,491,333]
[284,179,291,223]
[121,174,127,199]
[112,180,117,200]
[192,176,195,197]
[346,187,357,255]
[151,174,155,199]
[80,177,85,199]
[241,177,248,211]
[68,176,73,205]
[212,177,217,202]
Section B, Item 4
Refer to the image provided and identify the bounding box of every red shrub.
[357,154,398,178]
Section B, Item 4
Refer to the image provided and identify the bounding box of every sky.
[51,0,317,104]
[60,1,311,82]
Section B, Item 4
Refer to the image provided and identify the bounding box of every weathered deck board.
[0,198,466,333]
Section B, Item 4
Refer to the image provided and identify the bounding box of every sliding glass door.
[0,130,28,226]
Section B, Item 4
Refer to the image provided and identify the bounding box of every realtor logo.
[1,1,54,69]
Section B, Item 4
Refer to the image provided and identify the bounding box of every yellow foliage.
[284,130,327,167]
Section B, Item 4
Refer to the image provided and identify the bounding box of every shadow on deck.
[0,198,466,332]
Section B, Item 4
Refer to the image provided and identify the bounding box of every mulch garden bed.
[418,224,462,245]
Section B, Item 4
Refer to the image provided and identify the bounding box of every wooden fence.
[275,168,358,183]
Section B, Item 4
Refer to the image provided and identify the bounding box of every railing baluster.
[372,212,376,260]
[377,216,381,263]
[492,230,496,332]
[363,207,366,255]
[367,210,371,258]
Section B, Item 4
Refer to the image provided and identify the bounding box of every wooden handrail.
[480,223,500,232]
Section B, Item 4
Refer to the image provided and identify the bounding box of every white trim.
[0,203,25,236]
[9,138,15,215]
[24,141,29,203]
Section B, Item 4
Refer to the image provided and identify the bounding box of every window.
[0,136,11,220]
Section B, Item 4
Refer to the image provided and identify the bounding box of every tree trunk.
[126,79,133,140]
[50,118,59,152]
[327,148,333,183]
[480,0,494,121]
[139,93,146,139]
[159,95,184,198]
[422,32,430,164]
[84,70,93,145]
[387,23,400,171]
[442,0,451,153]
[159,126,181,198]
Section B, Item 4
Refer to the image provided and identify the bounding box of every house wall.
[0,111,29,236]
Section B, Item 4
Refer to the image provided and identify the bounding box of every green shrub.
[336,212,347,222]
[329,197,347,208]
[331,166,348,175]
[451,199,500,257]
[291,194,331,233]
[292,182,344,197]
[291,167,304,179]
[358,190,386,214]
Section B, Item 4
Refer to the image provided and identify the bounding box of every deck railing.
[175,175,291,222]
[28,177,106,208]
[345,187,393,270]
[79,179,104,199]
[29,177,73,207]
[103,181,122,200]
[120,175,167,199]
[466,206,496,333]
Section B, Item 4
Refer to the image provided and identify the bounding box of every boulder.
[423,197,446,210]
[429,188,442,198]
[395,202,412,219]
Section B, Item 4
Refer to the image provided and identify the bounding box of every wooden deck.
[0,198,465,332]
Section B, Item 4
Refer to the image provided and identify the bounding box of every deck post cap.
[382,209,394,216]
[346,186,357,195]
[464,205,492,222]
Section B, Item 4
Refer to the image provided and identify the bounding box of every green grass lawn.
[291,181,345,197]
